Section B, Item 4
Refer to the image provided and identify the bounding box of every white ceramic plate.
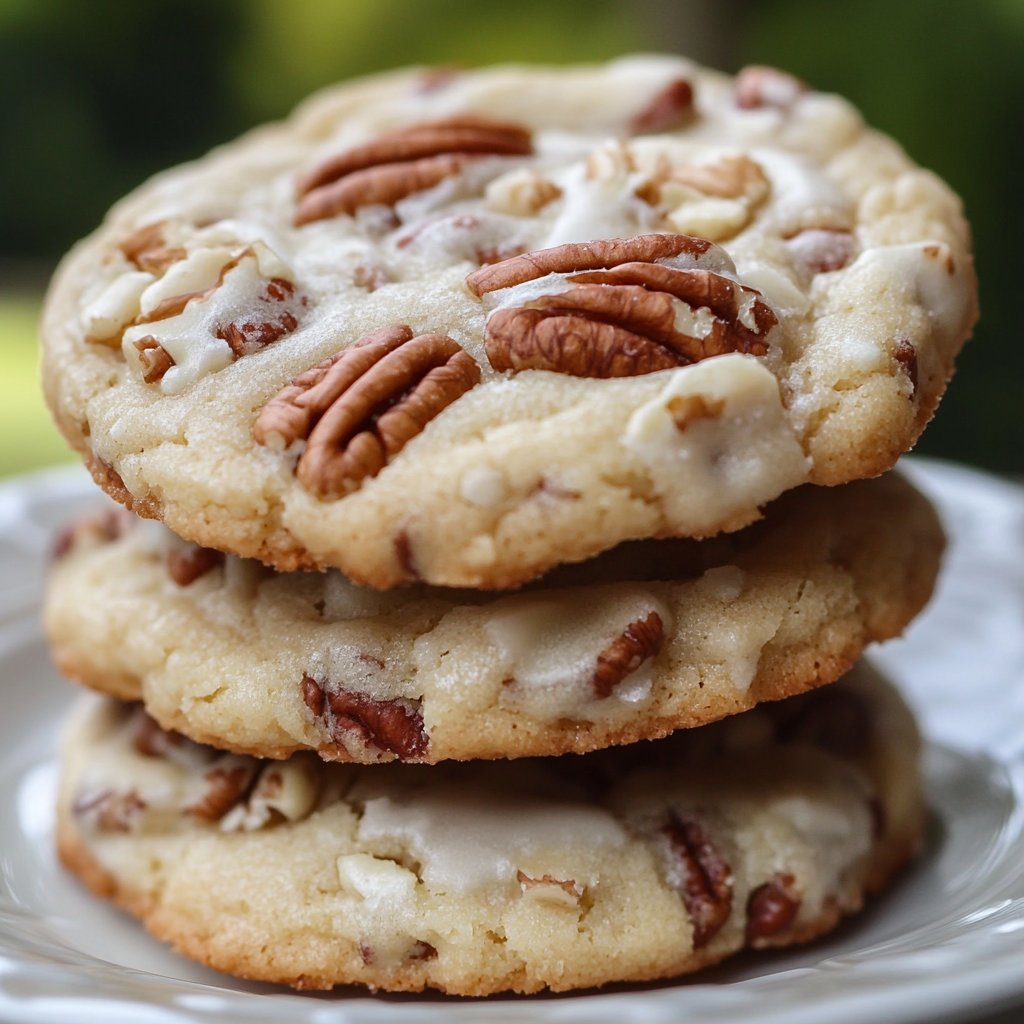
[1,459,1023,1024]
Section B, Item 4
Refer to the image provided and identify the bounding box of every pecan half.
[629,77,695,134]
[734,66,807,110]
[254,324,480,498]
[663,814,733,947]
[592,612,664,698]
[471,235,777,378]
[166,544,225,586]
[465,234,714,296]
[746,873,801,942]
[295,114,533,225]
[302,674,428,760]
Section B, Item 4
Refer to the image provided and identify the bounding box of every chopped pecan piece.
[295,114,533,225]
[302,674,428,760]
[125,246,306,386]
[353,264,390,292]
[785,228,857,275]
[592,612,664,698]
[130,707,185,758]
[187,760,258,822]
[629,77,695,134]
[52,505,135,560]
[166,544,225,586]
[119,222,186,274]
[216,278,303,356]
[73,788,147,832]
[517,870,584,908]
[471,235,777,379]
[734,65,807,110]
[253,324,480,498]
[893,338,918,395]
[408,940,438,961]
[133,336,175,384]
[663,814,733,947]
[746,873,801,942]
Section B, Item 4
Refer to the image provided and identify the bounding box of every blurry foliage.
[0,0,1019,473]
[1,0,644,258]
[737,0,1024,469]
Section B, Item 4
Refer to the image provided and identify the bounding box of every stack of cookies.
[39,56,975,995]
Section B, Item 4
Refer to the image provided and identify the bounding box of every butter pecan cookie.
[57,662,923,994]
[45,472,941,763]
[41,56,976,587]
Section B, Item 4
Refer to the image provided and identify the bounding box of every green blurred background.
[2,0,1021,478]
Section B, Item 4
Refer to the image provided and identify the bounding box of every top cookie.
[41,56,977,588]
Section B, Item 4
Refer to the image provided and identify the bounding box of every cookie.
[57,661,923,994]
[41,56,975,588]
[45,472,941,763]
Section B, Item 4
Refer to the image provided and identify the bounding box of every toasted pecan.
[295,114,533,225]
[465,233,714,296]
[592,612,665,698]
[254,324,480,497]
[475,236,777,378]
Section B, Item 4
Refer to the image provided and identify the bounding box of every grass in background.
[0,297,74,478]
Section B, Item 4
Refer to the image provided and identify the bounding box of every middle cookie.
[45,472,941,763]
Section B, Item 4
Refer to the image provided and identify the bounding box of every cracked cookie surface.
[45,472,941,763]
[41,56,976,587]
[57,662,923,994]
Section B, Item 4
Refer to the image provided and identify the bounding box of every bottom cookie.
[57,662,923,996]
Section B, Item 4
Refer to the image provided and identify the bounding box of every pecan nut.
[468,234,777,378]
[893,338,918,395]
[592,611,665,698]
[629,77,695,134]
[254,324,480,498]
[72,788,147,832]
[465,233,715,296]
[745,873,801,942]
[166,544,225,586]
[119,222,187,275]
[123,246,306,388]
[662,814,733,947]
[295,114,533,225]
[516,870,584,908]
[186,759,258,822]
[302,674,428,761]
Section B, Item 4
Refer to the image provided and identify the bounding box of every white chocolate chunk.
[625,355,810,528]
[459,465,508,508]
[220,760,319,832]
[485,588,670,719]
[337,853,418,903]
[138,247,236,316]
[81,271,155,342]
[354,782,626,896]
[122,255,267,394]
[850,242,970,348]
